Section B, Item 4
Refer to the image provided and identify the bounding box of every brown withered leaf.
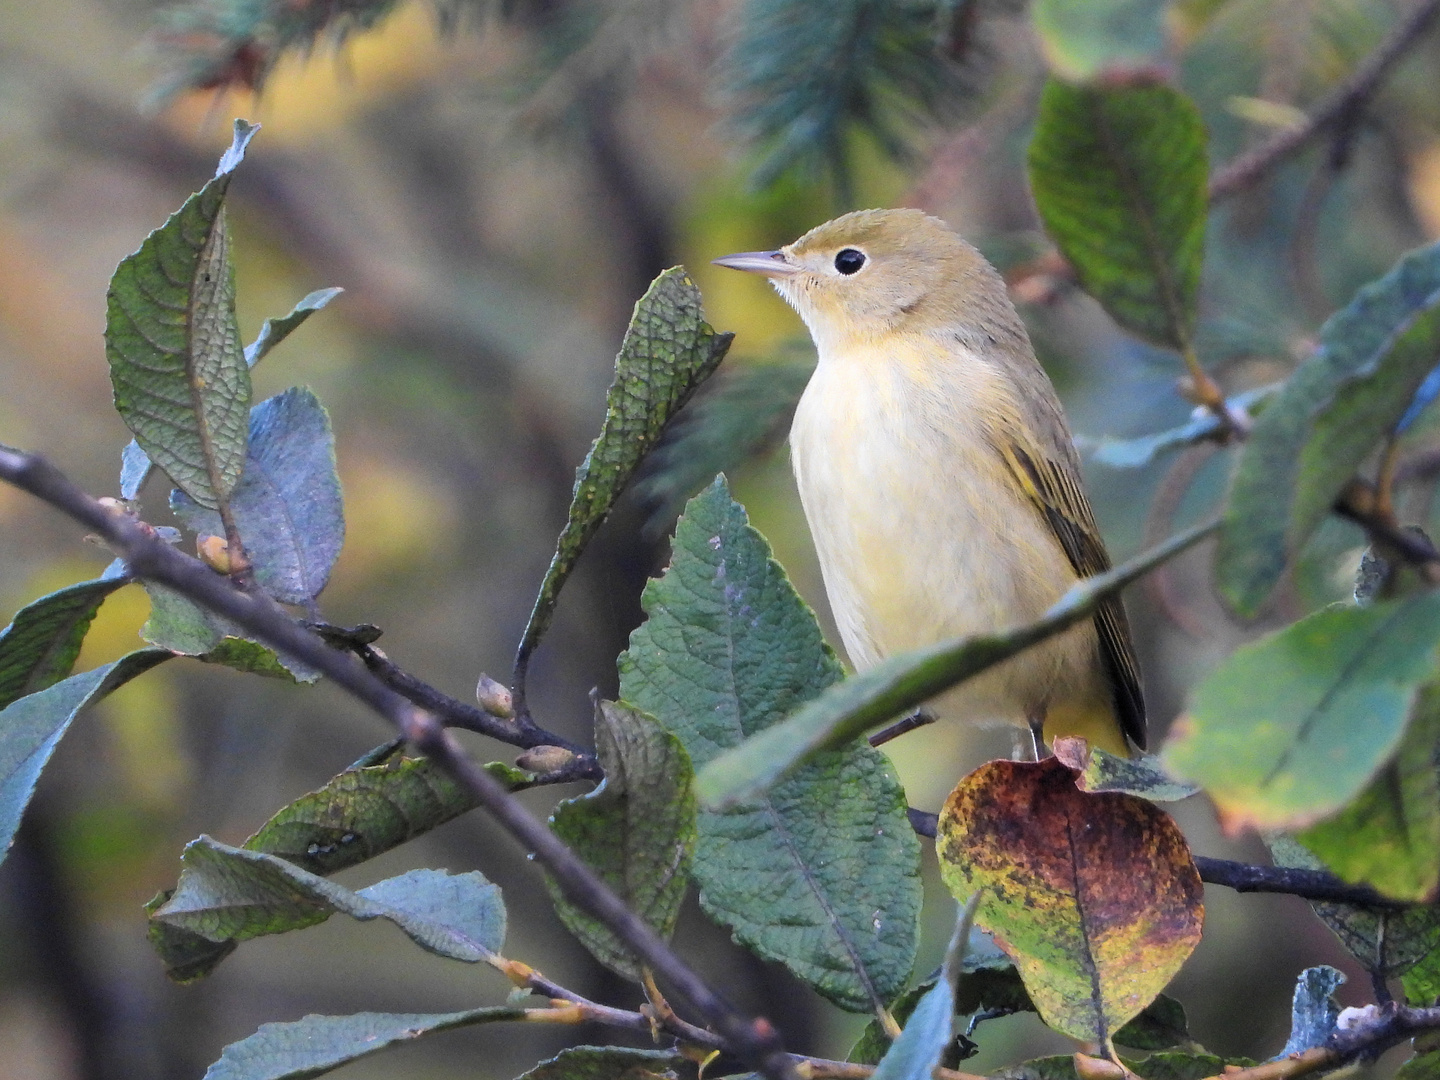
[936,757,1203,1044]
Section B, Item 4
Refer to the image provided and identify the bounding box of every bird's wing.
[995,435,1147,750]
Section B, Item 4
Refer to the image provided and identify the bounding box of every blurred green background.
[2,1,1439,1076]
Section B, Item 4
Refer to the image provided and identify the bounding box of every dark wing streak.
[997,440,1147,750]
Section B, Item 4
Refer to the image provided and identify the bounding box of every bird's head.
[713,208,1010,351]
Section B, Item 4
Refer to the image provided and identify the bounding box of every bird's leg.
[1026,709,1051,762]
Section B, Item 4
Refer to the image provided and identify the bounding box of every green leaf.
[547,701,695,981]
[1114,995,1192,1052]
[173,387,345,603]
[1397,1049,1440,1080]
[0,650,171,861]
[514,267,731,684]
[867,897,980,1080]
[516,1046,687,1080]
[142,584,318,683]
[0,577,132,709]
[203,1007,526,1080]
[1028,77,1208,352]
[149,837,505,977]
[121,287,343,500]
[106,119,256,510]
[697,520,1216,807]
[245,287,343,367]
[937,758,1204,1044]
[1405,943,1440,1005]
[1278,966,1343,1057]
[636,348,814,536]
[1032,0,1167,81]
[620,478,921,1011]
[1270,838,1440,983]
[1163,595,1440,832]
[1084,386,1277,469]
[1298,682,1440,901]
[1053,739,1200,802]
[1217,240,1440,615]
[244,755,524,876]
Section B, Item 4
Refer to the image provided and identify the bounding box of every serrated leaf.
[1054,738,1200,802]
[937,758,1204,1044]
[0,577,132,709]
[203,1007,526,1080]
[1298,683,1440,901]
[547,700,695,980]
[1217,241,1440,615]
[516,1046,687,1080]
[121,287,343,501]
[1028,77,1208,352]
[1270,837,1440,983]
[106,119,257,509]
[244,755,524,876]
[173,387,344,603]
[142,584,318,682]
[150,837,505,975]
[1163,595,1440,832]
[696,520,1215,808]
[636,350,814,536]
[0,650,171,862]
[1277,966,1344,1058]
[150,757,521,981]
[620,478,921,1011]
[515,268,731,684]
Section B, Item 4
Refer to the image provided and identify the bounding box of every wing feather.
[996,437,1147,750]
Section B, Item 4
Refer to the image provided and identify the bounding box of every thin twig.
[906,810,1416,909]
[0,446,799,1080]
[1208,0,1440,201]
[354,642,598,770]
[1007,0,1440,308]
[1191,856,1412,910]
[868,710,935,748]
[1195,1003,1440,1080]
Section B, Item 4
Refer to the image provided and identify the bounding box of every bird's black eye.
[834,248,866,275]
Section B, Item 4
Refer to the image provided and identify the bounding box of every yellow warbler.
[714,208,1143,756]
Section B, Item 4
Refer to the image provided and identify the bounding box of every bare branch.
[0,445,798,1080]
[906,810,1416,910]
[1208,0,1440,201]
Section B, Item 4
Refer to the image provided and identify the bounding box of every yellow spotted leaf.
[937,758,1203,1044]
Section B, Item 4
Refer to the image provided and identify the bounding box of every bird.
[712,208,1143,757]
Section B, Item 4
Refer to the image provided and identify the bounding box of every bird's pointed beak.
[711,250,799,277]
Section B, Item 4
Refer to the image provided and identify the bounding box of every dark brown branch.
[868,710,935,748]
[906,810,1416,910]
[1209,0,1440,201]
[0,446,798,1080]
[354,642,598,771]
[1191,856,1411,910]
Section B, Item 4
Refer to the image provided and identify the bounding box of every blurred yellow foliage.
[332,450,458,586]
[165,1,456,143]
